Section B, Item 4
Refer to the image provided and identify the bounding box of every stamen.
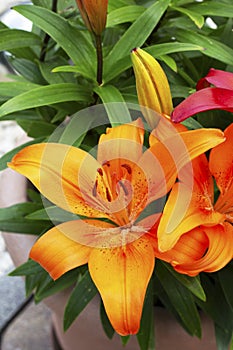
[92,180,98,197]
[121,163,132,175]
[118,180,129,196]
[106,187,112,202]
[97,168,104,176]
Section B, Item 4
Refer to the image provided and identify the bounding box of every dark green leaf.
[100,301,115,339]
[16,120,56,138]
[156,261,201,337]
[26,206,78,222]
[10,58,47,85]
[35,269,80,302]
[106,5,145,27]
[38,57,76,84]
[104,0,171,80]
[175,29,233,66]
[0,203,52,234]
[0,83,91,118]
[0,29,41,51]
[162,262,206,301]
[64,270,98,331]
[218,265,233,312]
[137,278,155,350]
[94,85,132,125]
[15,5,96,80]
[187,2,233,17]
[9,259,44,276]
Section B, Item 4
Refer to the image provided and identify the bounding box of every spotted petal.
[8,143,110,218]
[88,235,155,335]
[30,221,92,280]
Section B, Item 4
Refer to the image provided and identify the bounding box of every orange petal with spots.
[210,123,233,220]
[88,235,155,335]
[8,143,110,218]
[157,155,225,251]
[29,221,92,280]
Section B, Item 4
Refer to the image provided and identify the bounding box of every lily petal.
[97,118,144,165]
[138,128,225,203]
[171,224,233,276]
[157,155,225,251]
[171,88,233,123]
[210,123,233,221]
[196,68,233,90]
[88,235,155,335]
[8,143,110,218]
[157,182,225,252]
[30,221,92,280]
[131,48,173,129]
[209,123,233,195]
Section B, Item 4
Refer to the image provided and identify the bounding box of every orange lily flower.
[154,123,233,275]
[8,119,225,335]
[76,0,108,35]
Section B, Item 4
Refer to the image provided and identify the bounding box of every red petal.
[171,88,233,123]
[197,68,233,90]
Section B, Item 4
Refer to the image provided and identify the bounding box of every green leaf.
[171,6,204,28]
[187,1,233,17]
[15,5,96,80]
[146,42,204,57]
[161,262,206,301]
[158,55,177,72]
[0,203,52,234]
[10,58,47,85]
[94,85,132,125]
[137,278,155,350]
[218,265,233,312]
[64,270,98,331]
[38,58,76,84]
[100,301,115,339]
[0,137,45,171]
[106,5,145,27]
[9,259,44,276]
[0,82,39,98]
[16,120,56,138]
[0,83,91,118]
[175,29,233,66]
[156,261,201,337]
[35,269,80,302]
[104,0,171,80]
[0,29,41,51]
[58,109,95,147]
[26,206,78,222]
[182,117,204,130]
[104,42,203,84]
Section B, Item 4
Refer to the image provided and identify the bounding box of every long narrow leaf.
[15,5,96,80]
[94,85,132,125]
[64,270,98,331]
[0,29,41,51]
[0,84,91,118]
[104,0,171,79]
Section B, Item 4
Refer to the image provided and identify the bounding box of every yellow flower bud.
[76,0,108,36]
[131,48,173,129]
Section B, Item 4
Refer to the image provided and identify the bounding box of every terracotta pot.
[0,168,218,350]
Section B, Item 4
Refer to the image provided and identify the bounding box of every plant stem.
[95,35,103,85]
[39,0,58,62]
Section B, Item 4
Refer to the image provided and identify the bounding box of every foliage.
[0,0,233,349]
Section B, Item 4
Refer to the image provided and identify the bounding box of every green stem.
[95,35,103,85]
[39,0,58,62]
